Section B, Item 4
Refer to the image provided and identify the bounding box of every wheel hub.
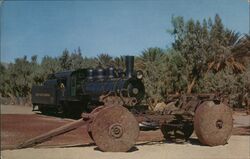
[132,88,139,94]
[109,124,123,138]
[216,120,223,129]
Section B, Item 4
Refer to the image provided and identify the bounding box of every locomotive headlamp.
[136,70,143,79]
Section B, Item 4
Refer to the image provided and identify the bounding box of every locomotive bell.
[125,56,134,78]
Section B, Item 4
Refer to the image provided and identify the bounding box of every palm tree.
[113,56,125,69]
[231,34,250,65]
[95,53,113,67]
[136,47,167,105]
[137,47,166,70]
[139,47,165,62]
[207,33,248,74]
[188,31,247,93]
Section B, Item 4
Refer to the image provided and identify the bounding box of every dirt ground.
[1,105,250,159]
[0,105,35,115]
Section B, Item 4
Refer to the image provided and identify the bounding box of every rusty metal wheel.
[160,125,174,140]
[194,101,233,146]
[87,106,105,141]
[161,122,193,142]
[90,106,105,114]
[90,106,139,152]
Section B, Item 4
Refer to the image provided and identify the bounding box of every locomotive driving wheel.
[194,101,233,146]
[90,105,139,152]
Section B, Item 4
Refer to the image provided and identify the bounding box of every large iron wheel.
[87,106,105,141]
[90,106,139,152]
[194,101,233,146]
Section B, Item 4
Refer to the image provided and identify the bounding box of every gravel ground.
[1,105,250,159]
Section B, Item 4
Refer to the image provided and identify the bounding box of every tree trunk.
[187,77,196,94]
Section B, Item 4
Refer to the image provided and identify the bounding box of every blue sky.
[1,0,249,63]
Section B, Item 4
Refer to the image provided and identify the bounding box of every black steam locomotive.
[32,56,145,116]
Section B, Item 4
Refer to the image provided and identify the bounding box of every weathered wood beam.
[17,119,87,149]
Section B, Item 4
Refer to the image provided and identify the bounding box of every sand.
[1,135,250,159]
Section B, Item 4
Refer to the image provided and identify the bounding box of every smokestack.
[125,56,134,78]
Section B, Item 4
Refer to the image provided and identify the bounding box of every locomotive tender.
[32,56,145,116]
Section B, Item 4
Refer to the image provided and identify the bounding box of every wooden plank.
[17,119,87,149]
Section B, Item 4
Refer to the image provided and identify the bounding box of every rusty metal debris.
[17,93,233,152]
[161,122,193,143]
[100,95,138,107]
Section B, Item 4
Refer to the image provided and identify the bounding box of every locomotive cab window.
[75,69,87,96]
[58,79,67,88]
[57,78,67,97]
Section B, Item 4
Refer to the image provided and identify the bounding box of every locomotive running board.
[16,119,87,149]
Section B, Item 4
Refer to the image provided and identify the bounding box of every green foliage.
[95,53,113,67]
[59,49,72,70]
[136,47,168,101]
[167,50,189,93]
[168,14,248,94]
[1,15,249,109]
[3,56,34,97]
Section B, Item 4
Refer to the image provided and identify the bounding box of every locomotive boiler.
[31,56,145,116]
